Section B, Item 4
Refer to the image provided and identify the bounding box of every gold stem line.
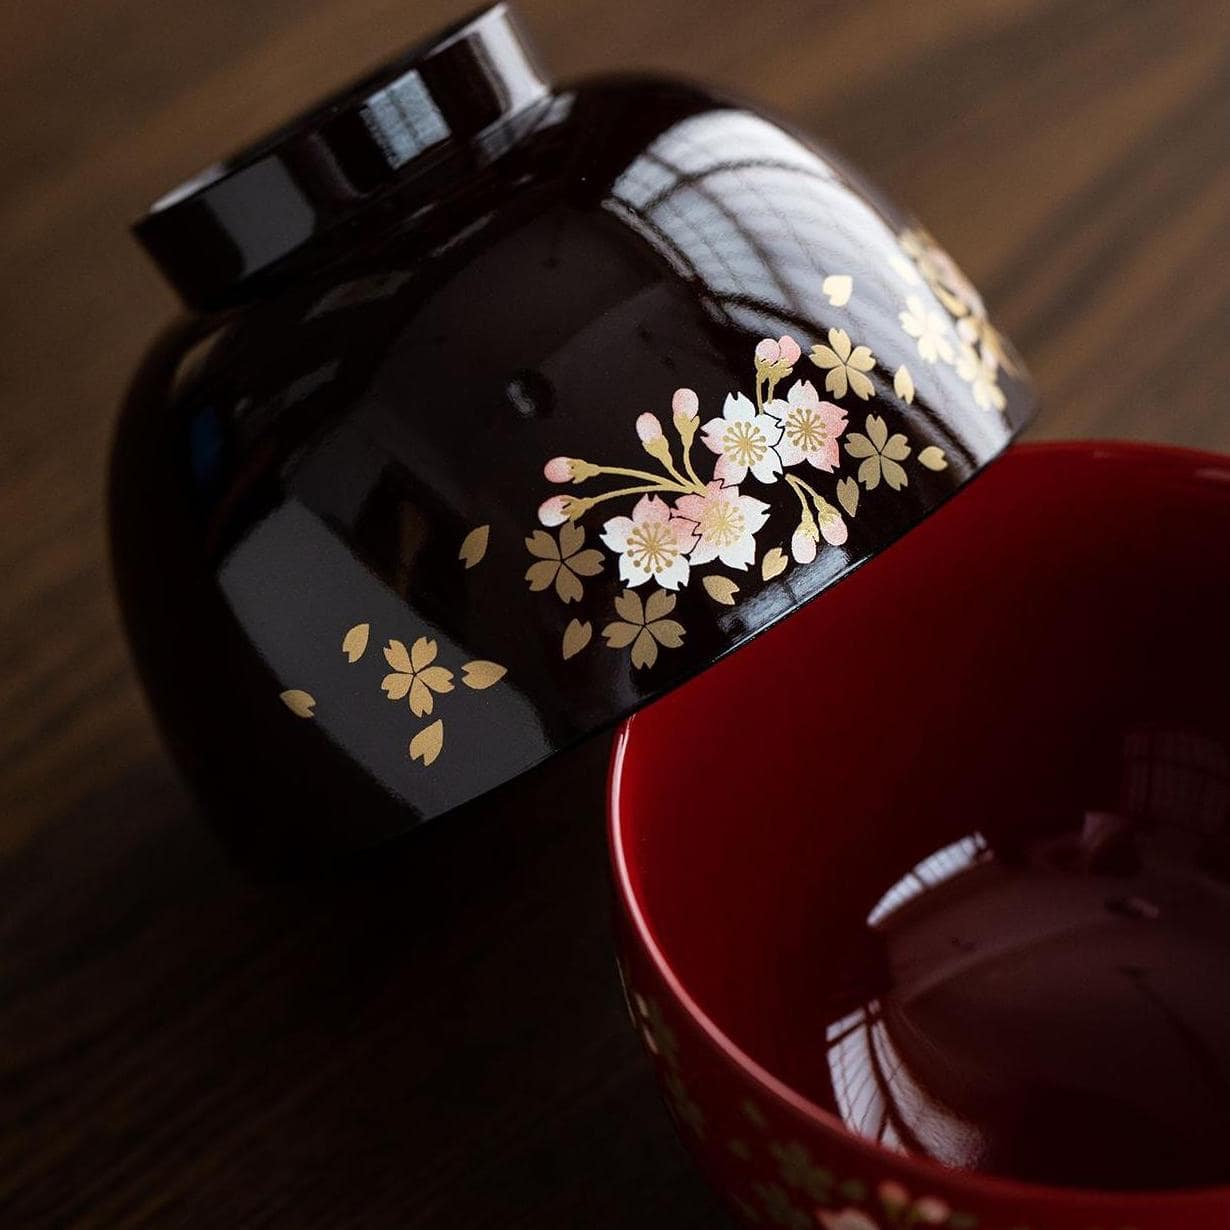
[784,473,814,518]
[681,438,704,490]
[593,464,692,491]
[577,482,691,512]
[660,447,703,494]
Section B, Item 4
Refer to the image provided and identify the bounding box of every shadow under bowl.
[610,440,1230,1230]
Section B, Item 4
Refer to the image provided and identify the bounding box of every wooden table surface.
[2,1,1228,1225]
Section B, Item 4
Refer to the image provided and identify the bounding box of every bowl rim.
[607,438,1230,1217]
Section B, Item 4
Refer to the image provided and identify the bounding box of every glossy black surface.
[135,5,551,311]
[113,6,1035,864]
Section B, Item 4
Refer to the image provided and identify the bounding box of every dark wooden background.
[2,1,1228,1225]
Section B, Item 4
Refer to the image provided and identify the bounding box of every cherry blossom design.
[766,379,847,472]
[381,637,455,717]
[601,494,698,590]
[675,481,770,571]
[701,392,785,486]
[529,317,966,665]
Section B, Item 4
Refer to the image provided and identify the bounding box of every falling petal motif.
[341,622,370,663]
[279,689,316,718]
[760,547,788,581]
[893,365,915,405]
[836,476,860,518]
[822,273,853,306]
[702,575,739,605]
[461,660,507,689]
[562,618,592,660]
[459,524,490,569]
[409,719,444,767]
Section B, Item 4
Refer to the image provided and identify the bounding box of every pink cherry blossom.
[672,387,699,418]
[766,379,847,472]
[818,504,848,546]
[538,495,571,526]
[674,481,769,570]
[636,412,664,443]
[755,334,802,366]
[791,526,818,563]
[700,392,783,486]
[601,494,697,589]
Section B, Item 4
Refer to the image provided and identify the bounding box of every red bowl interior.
[611,441,1230,1208]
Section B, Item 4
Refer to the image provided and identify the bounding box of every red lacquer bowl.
[610,441,1230,1230]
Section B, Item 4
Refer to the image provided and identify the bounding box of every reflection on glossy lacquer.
[822,727,1230,1190]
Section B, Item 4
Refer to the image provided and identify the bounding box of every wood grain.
[1,1,1228,1225]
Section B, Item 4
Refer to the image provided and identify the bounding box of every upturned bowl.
[610,440,1230,1229]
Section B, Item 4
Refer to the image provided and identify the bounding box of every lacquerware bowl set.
[112,6,1230,1226]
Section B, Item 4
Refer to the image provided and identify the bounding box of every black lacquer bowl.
[112,3,1035,865]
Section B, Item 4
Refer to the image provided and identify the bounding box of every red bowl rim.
[608,439,1230,1217]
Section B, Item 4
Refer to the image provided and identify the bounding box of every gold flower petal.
[823,367,848,399]
[410,636,437,672]
[461,661,505,689]
[828,328,852,361]
[567,549,605,577]
[858,456,882,490]
[630,628,659,670]
[644,588,676,623]
[418,665,455,694]
[822,274,852,306]
[836,476,860,518]
[650,619,685,649]
[342,622,370,663]
[602,620,640,650]
[381,672,412,701]
[761,547,788,581]
[844,433,875,459]
[881,458,909,491]
[409,719,444,767]
[866,415,888,451]
[613,588,644,625]
[409,677,434,717]
[459,525,489,569]
[809,344,842,369]
[893,365,915,405]
[555,565,584,605]
[848,345,875,373]
[702,575,739,605]
[848,369,875,400]
[525,559,559,592]
[384,639,412,672]
[919,445,949,471]
[525,530,561,561]
[279,689,316,718]
[558,521,585,560]
[882,433,911,462]
[562,619,592,660]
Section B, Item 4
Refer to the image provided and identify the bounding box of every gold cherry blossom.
[956,343,1007,411]
[525,522,604,603]
[381,637,454,717]
[809,327,877,400]
[845,414,911,491]
[602,588,685,670]
[899,295,954,364]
